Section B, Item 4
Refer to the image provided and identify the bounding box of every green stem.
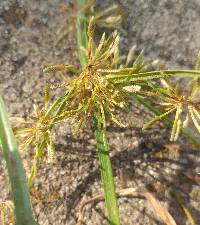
[0,95,39,225]
[93,116,120,225]
[76,1,121,224]
[76,0,88,68]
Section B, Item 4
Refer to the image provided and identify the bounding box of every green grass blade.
[93,116,120,225]
[105,69,200,81]
[142,108,175,130]
[0,94,39,225]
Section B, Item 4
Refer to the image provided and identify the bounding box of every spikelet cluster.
[13,89,61,185]
[45,17,148,131]
[143,78,200,141]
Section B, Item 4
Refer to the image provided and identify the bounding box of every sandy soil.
[0,0,200,224]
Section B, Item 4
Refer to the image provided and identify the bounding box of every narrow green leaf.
[0,95,39,225]
[143,108,175,130]
[105,70,200,81]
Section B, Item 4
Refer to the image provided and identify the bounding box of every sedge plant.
[2,0,200,224]
[42,16,200,225]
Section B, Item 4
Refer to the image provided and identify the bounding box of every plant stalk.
[76,0,88,68]
[76,1,121,224]
[0,95,39,225]
[93,116,120,225]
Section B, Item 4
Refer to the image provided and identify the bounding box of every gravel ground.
[0,0,200,225]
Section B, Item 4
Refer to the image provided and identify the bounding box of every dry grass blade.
[143,192,177,225]
[76,188,177,225]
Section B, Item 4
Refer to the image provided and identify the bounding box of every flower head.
[143,78,200,141]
